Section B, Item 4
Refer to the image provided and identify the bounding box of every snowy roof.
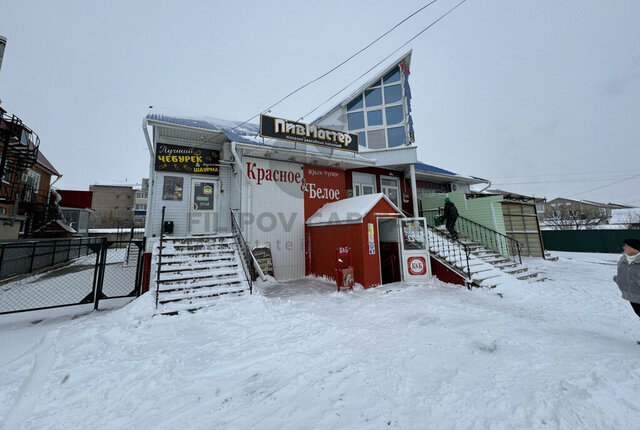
[146,111,262,146]
[415,162,487,183]
[146,110,376,165]
[306,193,402,226]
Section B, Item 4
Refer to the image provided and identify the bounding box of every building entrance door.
[189,179,218,235]
[399,217,431,282]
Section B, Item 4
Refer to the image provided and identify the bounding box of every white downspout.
[409,163,419,216]
[231,141,265,281]
[143,117,155,249]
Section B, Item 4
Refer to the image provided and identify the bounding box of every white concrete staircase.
[154,234,251,314]
[428,227,545,288]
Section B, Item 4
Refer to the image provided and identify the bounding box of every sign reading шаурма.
[259,114,359,152]
[154,143,220,175]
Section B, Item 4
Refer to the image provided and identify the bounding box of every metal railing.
[425,225,472,284]
[421,208,522,265]
[230,209,253,293]
[155,206,166,308]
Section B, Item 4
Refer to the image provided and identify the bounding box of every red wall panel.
[307,196,401,289]
[58,190,94,209]
[430,256,466,287]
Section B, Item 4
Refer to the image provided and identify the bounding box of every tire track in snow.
[1,330,57,430]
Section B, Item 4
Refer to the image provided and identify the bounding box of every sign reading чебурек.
[154,143,220,175]
[259,114,359,152]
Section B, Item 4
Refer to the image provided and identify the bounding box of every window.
[383,68,400,84]
[347,96,363,111]
[342,64,407,149]
[352,172,376,196]
[387,127,406,147]
[26,169,40,191]
[162,176,183,201]
[384,85,402,104]
[367,110,383,127]
[365,88,382,107]
[367,129,386,150]
[381,176,400,207]
[385,105,403,125]
[135,203,147,210]
[348,112,364,130]
[136,191,148,199]
[358,131,366,147]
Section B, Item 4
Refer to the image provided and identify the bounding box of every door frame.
[377,217,404,284]
[189,177,220,235]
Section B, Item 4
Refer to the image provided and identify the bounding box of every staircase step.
[482,257,510,264]
[158,275,247,292]
[160,256,236,266]
[157,292,248,315]
[159,260,238,274]
[159,282,248,303]
[161,239,236,249]
[161,234,234,243]
[503,267,528,275]
[516,272,539,281]
[159,267,240,284]
[161,249,235,258]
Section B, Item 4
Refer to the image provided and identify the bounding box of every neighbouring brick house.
[89,184,135,228]
[0,107,66,239]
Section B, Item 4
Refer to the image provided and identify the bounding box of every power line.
[565,174,640,199]
[300,0,469,121]
[492,175,640,186]
[230,0,441,131]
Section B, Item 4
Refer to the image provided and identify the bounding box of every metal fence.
[541,229,640,253]
[0,237,145,315]
[0,237,102,280]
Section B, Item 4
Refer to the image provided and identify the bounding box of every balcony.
[0,112,40,181]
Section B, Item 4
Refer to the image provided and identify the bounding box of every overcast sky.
[1,0,639,205]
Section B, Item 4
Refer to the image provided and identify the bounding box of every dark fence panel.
[0,237,145,315]
[541,229,640,253]
[0,237,101,280]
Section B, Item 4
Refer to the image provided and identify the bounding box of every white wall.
[241,156,305,280]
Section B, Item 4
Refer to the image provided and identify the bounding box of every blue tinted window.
[365,88,382,107]
[358,131,366,147]
[384,85,402,104]
[347,95,363,111]
[385,105,403,125]
[367,110,383,126]
[387,126,406,147]
[368,79,382,88]
[383,68,400,84]
[348,111,364,130]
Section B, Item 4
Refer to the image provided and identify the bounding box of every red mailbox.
[335,246,354,292]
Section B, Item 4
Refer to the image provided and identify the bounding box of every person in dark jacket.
[614,238,640,319]
[442,197,459,240]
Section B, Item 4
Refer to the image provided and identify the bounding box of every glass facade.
[346,64,407,150]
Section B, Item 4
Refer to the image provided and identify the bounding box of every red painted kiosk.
[306,193,431,289]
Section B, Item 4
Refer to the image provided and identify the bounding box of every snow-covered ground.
[1,251,640,429]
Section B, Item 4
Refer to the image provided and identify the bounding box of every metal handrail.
[424,224,472,286]
[421,208,522,265]
[230,209,260,292]
[155,206,166,309]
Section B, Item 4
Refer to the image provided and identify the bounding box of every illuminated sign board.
[260,114,359,152]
